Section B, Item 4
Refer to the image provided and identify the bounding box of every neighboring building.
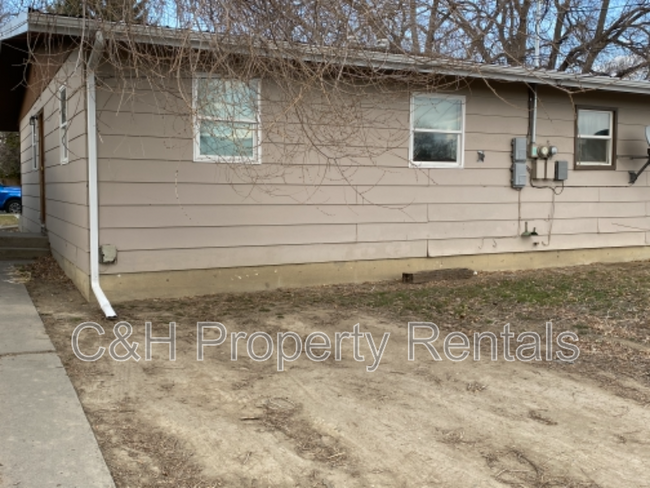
[2,12,650,313]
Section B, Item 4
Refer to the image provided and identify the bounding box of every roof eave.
[3,12,650,98]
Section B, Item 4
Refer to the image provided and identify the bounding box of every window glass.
[413,97,462,131]
[413,132,458,163]
[60,87,68,162]
[195,78,258,161]
[578,139,609,164]
[578,111,610,137]
[60,88,67,123]
[197,79,256,121]
[199,120,254,158]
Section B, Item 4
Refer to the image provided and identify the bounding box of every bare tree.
[46,0,149,22]
[0,133,20,181]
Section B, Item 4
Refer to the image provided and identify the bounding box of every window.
[59,86,68,163]
[31,116,39,171]
[410,94,465,168]
[193,77,260,163]
[576,108,616,168]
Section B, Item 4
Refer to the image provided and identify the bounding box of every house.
[3,12,650,317]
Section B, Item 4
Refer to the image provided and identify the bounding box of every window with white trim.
[31,117,38,171]
[410,94,465,168]
[576,108,615,167]
[193,77,260,163]
[59,86,68,163]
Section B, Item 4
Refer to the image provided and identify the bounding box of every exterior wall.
[93,69,650,299]
[19,49,90,299]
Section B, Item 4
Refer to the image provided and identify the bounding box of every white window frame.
[192,75,262,164]
[576,108,614,167]
[59,85,69,164]
[409,93,466,169]
[31,116,38,171]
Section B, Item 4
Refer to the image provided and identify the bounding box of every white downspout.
[531,0,541,148]
[86,31,117,318]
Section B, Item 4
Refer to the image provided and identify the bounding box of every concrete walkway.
[0,262,115,488]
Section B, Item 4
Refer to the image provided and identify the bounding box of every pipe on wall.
[86,31,116,319]
[530,84,538,146]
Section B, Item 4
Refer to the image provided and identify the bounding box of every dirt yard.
[20,258,650,487]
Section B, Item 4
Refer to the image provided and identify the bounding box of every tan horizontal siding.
[464,133,526,152]
[425,201,647,222]
[19,48,90,283]
[96,80,190,115]
[598,217,650,233]
[20,213,41,233]
[99,159,502,186]
[45,181,88,206]
[358,221,520,241]
[100,204,428,228]
[47,200,89,229]
[42,158,88,184]
[97,133,192,161]
[45,214,89,251]
[21,193,39,206]
[86,67,650,278]
[98,111,193,138]
[357,185,602,204]
[617,138,648,156]
[99,181,360,206]
[427,232,648,258]
[98,201,649,231]
[21,189,40,226]
[599,186,650,202]
[99,240,429,274]
[101,223,357,250]
[48,232,90,274]
[528,201,647,219]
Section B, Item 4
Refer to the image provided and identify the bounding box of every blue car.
[0,184,21,213]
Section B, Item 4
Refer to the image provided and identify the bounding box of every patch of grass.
[0,214,19,226]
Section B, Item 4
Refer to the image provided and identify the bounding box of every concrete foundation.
[52,249,92,301]
[98,245,650,302]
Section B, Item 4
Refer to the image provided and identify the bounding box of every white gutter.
[86,31,116,318]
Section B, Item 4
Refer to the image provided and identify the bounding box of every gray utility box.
[511,137,527,163]
[555,160,568,181]
[99,244,118,264]
[511,137,528,189]
[511,162,527,188]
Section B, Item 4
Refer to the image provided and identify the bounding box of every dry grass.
[0,214,19,226]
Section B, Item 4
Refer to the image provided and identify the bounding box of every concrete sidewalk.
[0,262,115,488]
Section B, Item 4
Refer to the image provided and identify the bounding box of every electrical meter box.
[555,160,568,181]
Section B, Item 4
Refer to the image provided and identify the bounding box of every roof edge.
[0,12,29,41]
[3,11,650,97]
